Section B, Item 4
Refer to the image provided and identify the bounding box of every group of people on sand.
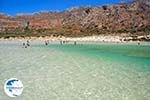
[22,40,30,48]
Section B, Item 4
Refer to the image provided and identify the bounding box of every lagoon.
[0,41,150,100]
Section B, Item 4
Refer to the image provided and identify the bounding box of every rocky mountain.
[0,0,149,37]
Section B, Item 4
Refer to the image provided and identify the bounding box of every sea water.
[0,41,150,100]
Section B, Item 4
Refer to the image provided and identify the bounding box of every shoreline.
[0,35,150,43]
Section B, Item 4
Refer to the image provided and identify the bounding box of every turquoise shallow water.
[0,41,150,100]
[48,43,150,70]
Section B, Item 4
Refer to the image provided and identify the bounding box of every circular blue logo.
[4,78,23,97]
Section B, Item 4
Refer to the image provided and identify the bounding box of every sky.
[0,0,129,16]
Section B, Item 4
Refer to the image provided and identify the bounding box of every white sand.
[0,35,124,42]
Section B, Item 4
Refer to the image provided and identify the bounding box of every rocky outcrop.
[0,0,149,37]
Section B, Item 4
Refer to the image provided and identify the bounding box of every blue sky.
[0,0,129,16]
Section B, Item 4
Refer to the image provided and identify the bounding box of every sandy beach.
[0,35,138,42]
[1,35,150,45]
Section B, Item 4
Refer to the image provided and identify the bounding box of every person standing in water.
[22,42,26,48]
[45,40,48,46]
[23,43,25,46]
[138,41,140,45]
[60,41,63,45]
[74,41,77,45]
[27,40,30,46]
